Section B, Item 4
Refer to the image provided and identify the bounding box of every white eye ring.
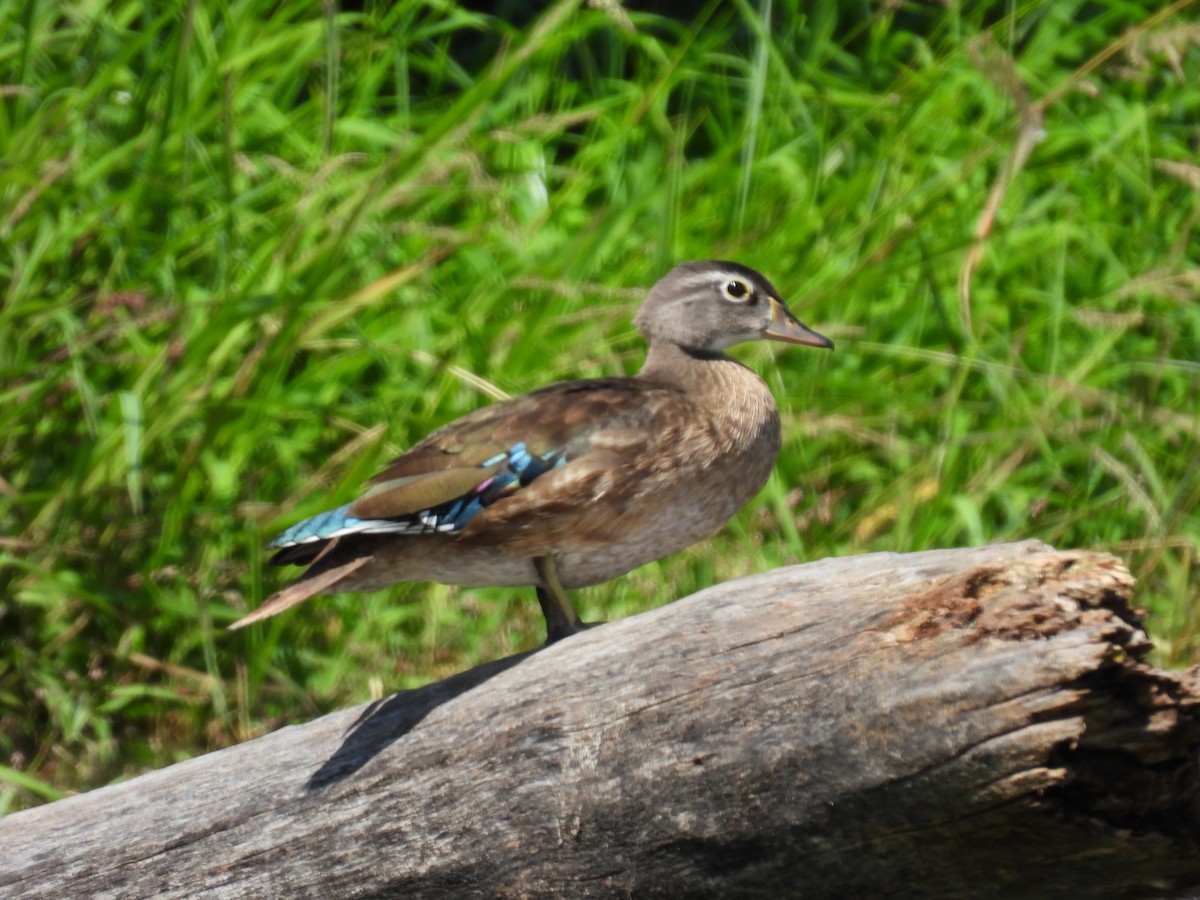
[721,279,752,302]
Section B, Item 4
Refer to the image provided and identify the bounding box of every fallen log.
[1,541,1197,899]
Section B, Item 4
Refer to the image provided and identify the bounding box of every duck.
[231,261,832,642]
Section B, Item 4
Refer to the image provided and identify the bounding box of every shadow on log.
[2,541,1198,898]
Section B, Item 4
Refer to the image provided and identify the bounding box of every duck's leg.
[533,555,588,644]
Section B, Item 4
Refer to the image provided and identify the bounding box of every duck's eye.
[722,279,752,302]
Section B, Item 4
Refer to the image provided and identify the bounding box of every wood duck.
[232,261,832,642]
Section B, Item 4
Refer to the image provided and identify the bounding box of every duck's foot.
[539,609,603,644]
[533,556,601,644]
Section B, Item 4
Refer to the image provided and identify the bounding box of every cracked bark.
[1,541,1197,899]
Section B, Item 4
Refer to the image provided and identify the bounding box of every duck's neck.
[638,341,732,387]
[638,340,779,436]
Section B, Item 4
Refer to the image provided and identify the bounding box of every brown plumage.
[232,261,832,642]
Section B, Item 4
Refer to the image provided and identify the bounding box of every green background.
[1,0,1197,812]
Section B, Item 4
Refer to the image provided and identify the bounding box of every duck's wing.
[267,377,687,564]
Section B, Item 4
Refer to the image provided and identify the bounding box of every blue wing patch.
[270,442,564,548]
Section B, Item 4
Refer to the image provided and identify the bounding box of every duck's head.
[634,260,833,354]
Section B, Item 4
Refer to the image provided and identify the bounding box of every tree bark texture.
[1,541,1197,899]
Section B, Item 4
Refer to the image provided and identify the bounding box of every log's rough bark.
[1,542,1198,899]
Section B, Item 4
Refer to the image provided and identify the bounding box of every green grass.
[1,0,1197,813]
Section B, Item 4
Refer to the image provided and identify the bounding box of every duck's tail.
[228,543,372,630]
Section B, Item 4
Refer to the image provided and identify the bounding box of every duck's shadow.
[306,650,532,793]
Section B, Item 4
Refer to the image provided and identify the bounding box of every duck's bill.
[763,298,834,349]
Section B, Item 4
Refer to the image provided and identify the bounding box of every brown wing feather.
[460,392,698,548]
[367,389,572,484]
[367,377,679,483]
[327,377,694,547]
[349,463,504,519]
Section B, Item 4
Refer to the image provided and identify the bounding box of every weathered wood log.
[1,541,1197,898]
